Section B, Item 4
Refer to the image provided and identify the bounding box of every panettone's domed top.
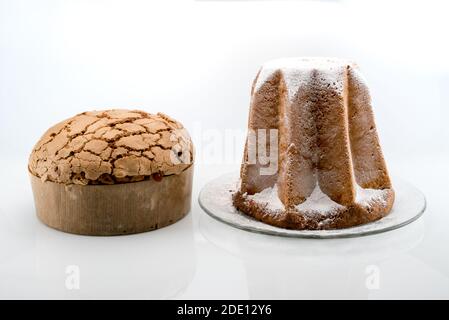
[28,109,194,185]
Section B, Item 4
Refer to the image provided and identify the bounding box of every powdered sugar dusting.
[246,184,284,211]
[254,57,353,100]
[355,184,388,207]
[280,69,312,101]
[200,173,424,238]
[242,179,388,215]
[348,65,369,88]
[295,183,344,215]
[244,181,346,216]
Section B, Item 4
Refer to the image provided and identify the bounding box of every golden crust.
[28,109,194,185]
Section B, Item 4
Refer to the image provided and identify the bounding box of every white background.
[0,0,448,299]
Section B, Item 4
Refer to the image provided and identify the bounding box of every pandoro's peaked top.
[254,57,366,100]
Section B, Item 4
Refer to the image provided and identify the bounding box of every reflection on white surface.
[34,217,196,299]
[199,211,432,299]
[0,164,196,299]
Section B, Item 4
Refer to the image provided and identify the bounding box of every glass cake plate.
[198,173,426,239]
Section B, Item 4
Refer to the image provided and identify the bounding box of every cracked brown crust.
[28,109,194,185]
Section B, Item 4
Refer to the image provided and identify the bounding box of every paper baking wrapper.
[30,166,194,236]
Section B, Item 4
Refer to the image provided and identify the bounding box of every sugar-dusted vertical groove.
[347,66,392,189]
[277,70,317,208]
[314,67,356,206]
[240,70,281,194]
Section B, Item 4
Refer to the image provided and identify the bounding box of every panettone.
[29,109,194,235]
